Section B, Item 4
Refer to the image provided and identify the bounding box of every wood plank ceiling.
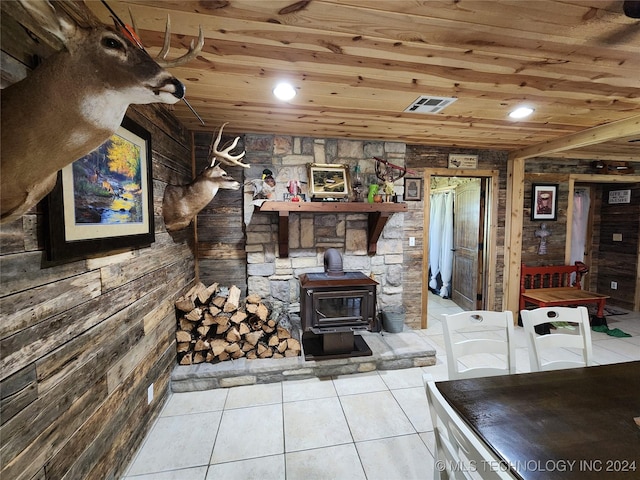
[81,1,640,160]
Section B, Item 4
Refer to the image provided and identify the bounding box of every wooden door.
[452,179,484,310]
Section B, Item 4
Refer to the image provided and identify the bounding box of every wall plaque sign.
[608,189,631,204]
[448,154,478,169]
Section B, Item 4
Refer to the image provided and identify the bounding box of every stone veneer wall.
[241,135,410,323]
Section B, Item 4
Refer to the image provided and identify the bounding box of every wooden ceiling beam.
[508,115,640,160]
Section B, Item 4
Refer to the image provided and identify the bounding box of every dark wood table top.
[437,361,640,480]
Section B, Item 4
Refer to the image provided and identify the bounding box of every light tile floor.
[122,295,640,480]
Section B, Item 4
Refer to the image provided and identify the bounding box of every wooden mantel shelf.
[256,201,408,257]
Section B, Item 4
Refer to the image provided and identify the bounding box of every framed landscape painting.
[47,117,155,261]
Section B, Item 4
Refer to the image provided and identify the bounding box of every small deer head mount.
[0,0,204,224]
[162,124,249,231]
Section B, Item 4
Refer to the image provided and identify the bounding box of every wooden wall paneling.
[569,175,640,304]
[402,204,425,329]
[198,259,248,295]
[485,173,501,311]
[106,311,174,393]
[0,220,29,255]
[1,24,195,478]
[88,346,175,480]
[597,183,640,310]
[99,240,191,292]
[33,264,189,397]
[2,259,170,380]
[1,355,107,480]
[0,3,195,478]
[194,131,247,292]
[0,251,88,300]
[587,186,603,292]
[45,344,175,480]
[0,271,102,340]
[637,231,640,311]
[0,364,37,426]
[191,131,199,283]
[522,165,576,267]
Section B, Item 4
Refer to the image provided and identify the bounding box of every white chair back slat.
[442,310,516,380]
[520,306,593,372]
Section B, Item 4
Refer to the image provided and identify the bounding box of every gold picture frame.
[307,163,350,199]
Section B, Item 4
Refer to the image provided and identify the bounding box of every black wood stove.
[299,249,379,360]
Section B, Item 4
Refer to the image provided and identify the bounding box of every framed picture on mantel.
[308,163,350,200]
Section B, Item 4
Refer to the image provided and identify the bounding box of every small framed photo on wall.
[531,183,558,221]
[404,177,423,201]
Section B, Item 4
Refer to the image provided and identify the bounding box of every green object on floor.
[592,325,631,337]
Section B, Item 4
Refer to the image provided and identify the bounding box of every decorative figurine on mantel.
[351,164,364,202]
[286,179,302,202]
[373,157,416,202]
[248,168,277,200]
[367,184,379,203]
[535,223,551,255]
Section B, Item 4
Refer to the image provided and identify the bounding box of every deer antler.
[210,123,250,168]
[155,15,204,68]
[127,11,204,67]
[374,156,415,183]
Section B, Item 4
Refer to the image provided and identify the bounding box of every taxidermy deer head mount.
[0,0,204,224]
[162,123,250,232]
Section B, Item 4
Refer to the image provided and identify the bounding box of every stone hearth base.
[170,330,437,392]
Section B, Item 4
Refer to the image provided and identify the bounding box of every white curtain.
[570,188,590,287]
[429,190,455,298]
[439,191,455,298]
[429,193,444,290]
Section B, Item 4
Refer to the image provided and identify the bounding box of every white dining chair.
[442,310,516,380]
[520,306,593,372]
[423,374,513,480]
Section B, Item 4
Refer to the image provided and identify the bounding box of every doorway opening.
[567,176,640,311]
[423,169,499,328]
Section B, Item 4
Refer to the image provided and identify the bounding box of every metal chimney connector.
[324,248,344,276]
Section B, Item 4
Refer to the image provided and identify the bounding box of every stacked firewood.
[174,282,301,365]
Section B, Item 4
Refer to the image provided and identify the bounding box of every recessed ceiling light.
[509,106,534,119]
[273,82,296,101]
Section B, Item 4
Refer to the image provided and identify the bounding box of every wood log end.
[246,293,262,304]
[176,330,191,343]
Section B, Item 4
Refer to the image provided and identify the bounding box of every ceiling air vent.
[404,95,457,114]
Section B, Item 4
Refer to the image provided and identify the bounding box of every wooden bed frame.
[520,263,609,321]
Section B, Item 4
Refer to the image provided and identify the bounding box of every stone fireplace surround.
[170,136,439,391]
[243,135,408,320]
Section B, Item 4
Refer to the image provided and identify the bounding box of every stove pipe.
[324,248,344,276]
